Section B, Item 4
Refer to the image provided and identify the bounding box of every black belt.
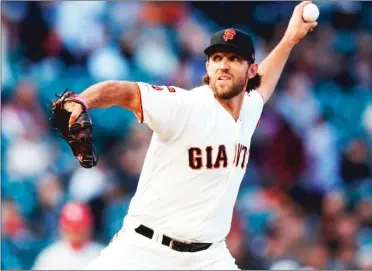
[134,224,212,253]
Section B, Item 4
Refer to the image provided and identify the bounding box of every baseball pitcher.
[50,2,317,269]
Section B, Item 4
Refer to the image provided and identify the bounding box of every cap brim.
[204,43,239,56]
[204,43,251,62]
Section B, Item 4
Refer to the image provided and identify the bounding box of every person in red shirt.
[33,202,103,270]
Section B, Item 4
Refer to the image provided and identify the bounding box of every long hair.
[202,72,262,93]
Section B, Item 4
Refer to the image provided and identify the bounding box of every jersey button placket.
[230,121,240,173]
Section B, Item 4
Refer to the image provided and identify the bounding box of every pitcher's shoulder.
[166,84,212,101]
[246,90,264,102]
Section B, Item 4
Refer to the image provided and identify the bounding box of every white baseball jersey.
[32,240,103,270]
[126,83,263,243]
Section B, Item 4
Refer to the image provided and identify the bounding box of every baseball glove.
[51,89,98,168]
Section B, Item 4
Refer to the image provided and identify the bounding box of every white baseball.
[302,3,319,22]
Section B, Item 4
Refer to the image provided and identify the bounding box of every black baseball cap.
[204,28,255,63]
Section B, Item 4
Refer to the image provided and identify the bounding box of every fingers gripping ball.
[302,3,319,22]
[51,90,98,168]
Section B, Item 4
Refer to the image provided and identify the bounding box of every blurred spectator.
[304,115,340,193]
[332,244,358,269]
[5,137,53,181]
[2,198,44,270]
[322,189,346,218]
[111,121,152,193]
[260,118,307,190]
[32,202,103,270]
[305,243,330,270]
[275,72,320,135]
[2,79,55,184]
[31,173,65,240]
[68,162,110,203]
[335,213,360,248]
[340,139,371,184]
[2,79,48,140]
[355,199,372,228]
[2,198,28,242]
[264,205,308,270]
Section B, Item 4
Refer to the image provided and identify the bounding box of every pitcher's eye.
[230,56,240,61]
[212,55,222,61]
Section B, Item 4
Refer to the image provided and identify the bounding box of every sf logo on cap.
[223,29,236,41]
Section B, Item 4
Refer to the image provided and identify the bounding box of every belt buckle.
[169,239,174,249]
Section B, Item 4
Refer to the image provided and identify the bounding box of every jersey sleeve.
[135,82,193,140]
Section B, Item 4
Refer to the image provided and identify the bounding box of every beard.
[210,76,247,100]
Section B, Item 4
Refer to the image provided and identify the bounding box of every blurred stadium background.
[1,1,372,270]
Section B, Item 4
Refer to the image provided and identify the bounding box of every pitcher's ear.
[248,63,259,79]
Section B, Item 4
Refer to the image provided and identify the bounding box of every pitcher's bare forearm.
[80,80,141,112]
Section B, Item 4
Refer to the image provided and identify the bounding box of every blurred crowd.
[1,1,372,270]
